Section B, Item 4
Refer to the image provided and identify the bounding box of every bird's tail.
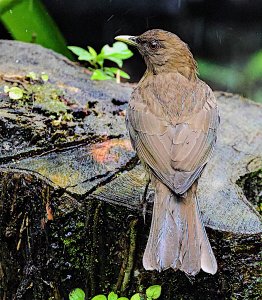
[143,180,217,276]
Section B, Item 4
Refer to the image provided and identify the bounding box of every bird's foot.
[140,179,154,223]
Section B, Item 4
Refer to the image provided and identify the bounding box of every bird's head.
[115,29,197,79]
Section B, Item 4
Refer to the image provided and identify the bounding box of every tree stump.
[0,40,261,300]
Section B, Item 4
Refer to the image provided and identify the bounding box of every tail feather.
[143,181,217,275]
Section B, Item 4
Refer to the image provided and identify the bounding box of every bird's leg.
[140,177,153,223]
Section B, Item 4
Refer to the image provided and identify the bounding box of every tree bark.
[0,40,261,300]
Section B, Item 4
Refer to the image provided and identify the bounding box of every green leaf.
[26,71,38,80]
[97,52,122,67]
[96,54,104,67]
[68,46,92,62]
[105,56,123,68]
[1,0,72,58]
[104,69,115,77]
[108,291,118,300]
[8,87,23,100]
[4,85,9,93]
[118,298,129,300]
[91,295,107,300]
[111,42,134,59]
[91,69,113,81]
[105,67,130,79]
[130,294,142,300]
[88,46,97,59]
[146,285,161,299]
[69,288,85,300]
[118,70,130,79]
[99,42,133,67]
[41,72,49,82]
[130,293,142,300]
[0,0,21,15]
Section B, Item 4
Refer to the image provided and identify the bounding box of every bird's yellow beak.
[114,35,138,47]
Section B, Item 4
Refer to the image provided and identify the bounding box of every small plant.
[68,42,133,82]
[69,285,161,300]
[69,288,86,300]
[3,72,75,123]
[26,71,49,82]
[4,86,24,100]
[144,285,162,300]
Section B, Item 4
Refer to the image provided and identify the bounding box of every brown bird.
[115,29,219,275]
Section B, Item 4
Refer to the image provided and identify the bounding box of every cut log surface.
[0,40,261,300]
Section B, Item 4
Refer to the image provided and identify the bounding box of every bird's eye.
[149,40,159,50]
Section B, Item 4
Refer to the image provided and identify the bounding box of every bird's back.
[127,71,219,194]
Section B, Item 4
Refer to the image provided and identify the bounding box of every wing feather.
[127,72,219,194]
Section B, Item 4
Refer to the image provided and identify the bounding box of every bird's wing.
[127,74,219,194]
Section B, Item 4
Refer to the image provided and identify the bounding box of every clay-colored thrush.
[115,29,219,275]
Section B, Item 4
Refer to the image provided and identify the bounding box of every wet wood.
[0,40,261,300]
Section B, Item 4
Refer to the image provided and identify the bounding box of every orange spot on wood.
[91,139,132,163]
[46,203,54,221]
[118,110,126,116]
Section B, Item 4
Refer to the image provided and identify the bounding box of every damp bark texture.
[0,40,261,300]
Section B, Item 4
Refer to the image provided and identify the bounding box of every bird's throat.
[145,55,198,80]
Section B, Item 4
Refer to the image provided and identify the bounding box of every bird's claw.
[140,179,154,224]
